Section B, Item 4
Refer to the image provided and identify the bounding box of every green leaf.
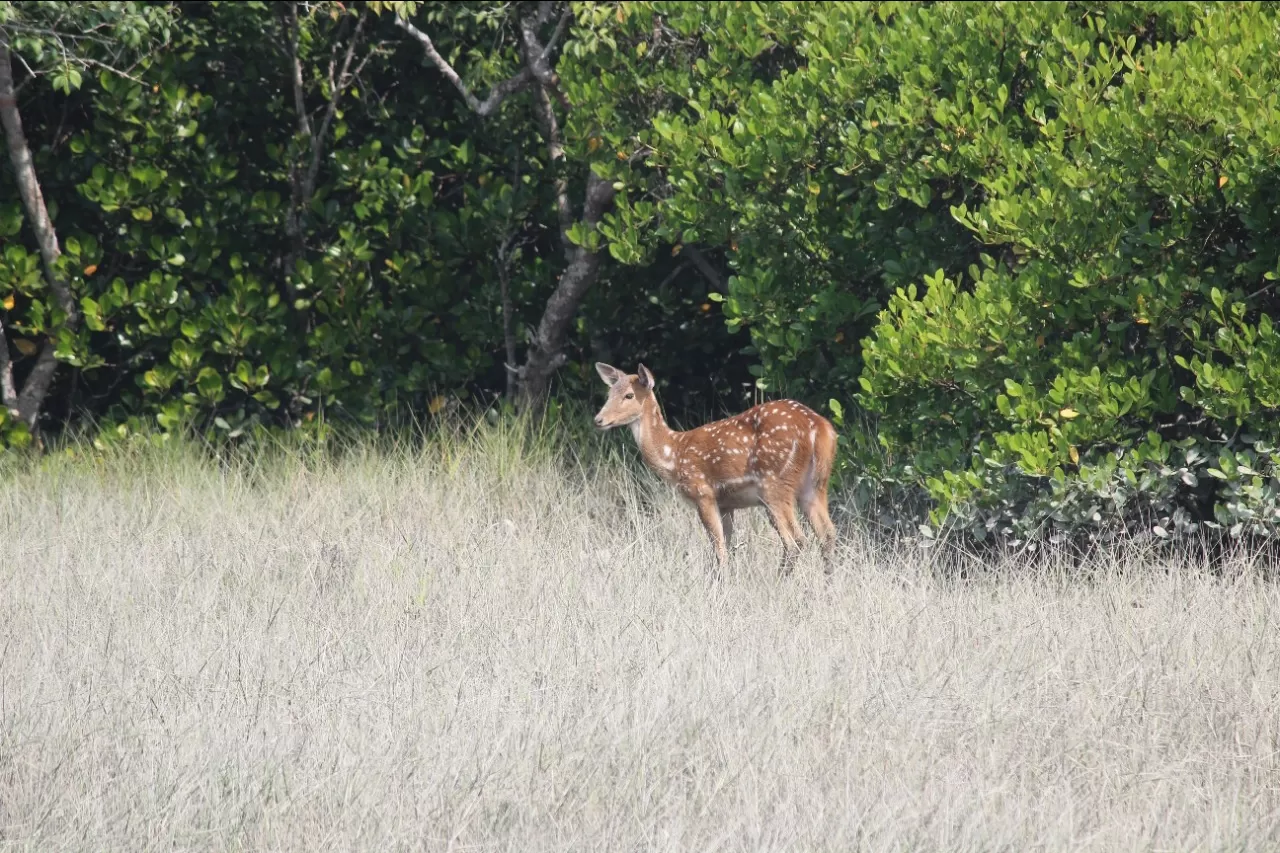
[196,368,223,400]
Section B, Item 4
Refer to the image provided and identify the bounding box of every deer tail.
[812,417,838,491]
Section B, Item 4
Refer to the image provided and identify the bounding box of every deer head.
[593,362,655,429]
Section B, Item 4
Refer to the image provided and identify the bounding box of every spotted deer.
[593,363,838,574]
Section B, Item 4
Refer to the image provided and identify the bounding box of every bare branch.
[283,3,313,139]
[11,50,36,96]
[306,11,365,194]
[684,245,727,292]
[77,57,150,87]
[324,12,354,107]
[517,4,572,112]
[519,13,557,85]
[531,83,573,247]
[394,15,532,117]
[519,3,575,231]
[283,7,371,280]
[653,259,692,293]
[349,41,381,87]
[540,9,573,64]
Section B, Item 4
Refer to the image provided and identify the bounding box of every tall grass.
[2,414,1279,851]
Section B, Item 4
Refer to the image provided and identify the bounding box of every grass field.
[3,423,1280,851]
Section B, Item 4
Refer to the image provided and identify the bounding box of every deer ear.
[595,362,622,387]
[637,364,655,390]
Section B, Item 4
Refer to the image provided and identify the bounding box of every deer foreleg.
[695,496,729,569]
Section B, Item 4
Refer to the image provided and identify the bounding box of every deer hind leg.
[799,423,839,574]
[720,507,736,554]
[695,495,730,570]
[799,487,837,574]
[761,484,804,576]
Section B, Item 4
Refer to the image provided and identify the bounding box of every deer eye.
[625,392,635,400]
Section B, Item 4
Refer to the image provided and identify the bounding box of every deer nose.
[594,414,605,427]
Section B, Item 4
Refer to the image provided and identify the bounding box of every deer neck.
[630,395,681,480]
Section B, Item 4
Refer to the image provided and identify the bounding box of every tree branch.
[0,39,76,328]
[10,49,36,96]
[0,319,17,414]
[520,4,578,247]
[519,5,558,85]
[394,2,615,407]
[306,10,366,200]
[283,8,369,279]
[531,83,572,247]
[0,37,78,428]
[394,15,532,117]
[540,9,573,65]
[653,259,692,293]
[496,231,520,400]
[518,3,572,112]
[283,2,312,139]
[582,169,618,225]
[684,244,726,292]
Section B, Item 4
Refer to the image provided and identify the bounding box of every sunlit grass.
[2,414,1279,851]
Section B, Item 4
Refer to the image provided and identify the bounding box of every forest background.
[3,0,1279,547]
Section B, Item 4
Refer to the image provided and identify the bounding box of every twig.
[540,10,573,64]
[684,244,726,291]
[394,16,532,117]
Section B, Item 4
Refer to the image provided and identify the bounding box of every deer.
[593,363,838,575]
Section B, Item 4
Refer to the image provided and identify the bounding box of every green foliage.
[4,2,564,442]
[2,0,764,449]
[566,0,1280,545]
[854,2,1280,544]
[598,2,982,408]
[3,0,1279,550]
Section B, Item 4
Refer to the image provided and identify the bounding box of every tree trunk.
[517,172,615,407]
[496,233,520,401]
[396,2,613,411]
[0,317,18,415]
[0,36,78,430]
[517,237,605,405]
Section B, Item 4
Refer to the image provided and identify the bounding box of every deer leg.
[779,502,805,575]
[720,507,736,554]
[695,496,729,570]
[762,487,803,576]
[800,487,837,575]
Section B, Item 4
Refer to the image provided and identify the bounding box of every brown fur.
[594,362,838,574]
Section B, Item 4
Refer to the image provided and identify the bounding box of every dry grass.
[2,424,1280,852]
